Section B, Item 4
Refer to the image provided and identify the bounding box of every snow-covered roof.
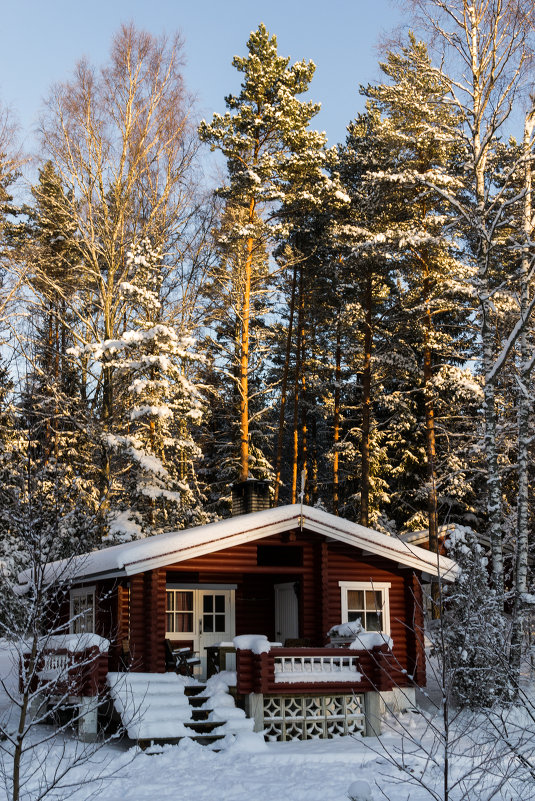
[30,504,457,585]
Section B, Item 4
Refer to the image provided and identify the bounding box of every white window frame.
[166,589,196,640]
[165,588,235,641]
[69,586,96,634]
[338,581,391,635]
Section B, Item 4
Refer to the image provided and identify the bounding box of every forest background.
[1,0,535,655]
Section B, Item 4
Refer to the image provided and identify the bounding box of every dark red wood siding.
[123,528,424,679]
[129,573,145,670]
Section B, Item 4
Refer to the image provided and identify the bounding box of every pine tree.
[200,200,274,505]
[336,36,477,541]
[199,23,328,483]
[24,162,81,459]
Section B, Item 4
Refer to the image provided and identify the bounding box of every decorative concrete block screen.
[263,694,365,741]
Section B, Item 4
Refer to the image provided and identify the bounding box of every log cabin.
[29,482,457,742]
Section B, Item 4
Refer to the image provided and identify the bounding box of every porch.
[206,640,400,740]
[26,634,403,741]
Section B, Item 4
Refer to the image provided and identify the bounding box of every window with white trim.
[166,590,194,634]
[69,586,96,634]
[339,581,391,634]
[165,588,234,638]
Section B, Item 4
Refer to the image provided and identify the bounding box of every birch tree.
[38,24,201,527]
[404,0,535,593]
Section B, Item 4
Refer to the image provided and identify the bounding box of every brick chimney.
[231,479,270,516]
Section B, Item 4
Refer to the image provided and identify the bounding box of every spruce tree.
[75,239,207,541]
[442,528,509,708]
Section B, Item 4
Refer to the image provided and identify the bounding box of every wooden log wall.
[119,528,426,678]
[129,573,145,671]
[144,568,166,672]
[324,541,415,684]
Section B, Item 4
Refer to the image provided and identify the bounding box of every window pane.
[166,593,174,612]
[166,612,174,632]
[348,612,362,624]
[177,592,193,611]
[215,614,226,632]
[215,595,225,613]
[71,591,94,634]
[365,590,382,611]
[366,611,382,632]
[203,595,213,612]
[86,606,94,632]
[177,612,193,633]
[347,590,363,610]
[203,614,214,633]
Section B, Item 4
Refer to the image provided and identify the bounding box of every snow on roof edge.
[22,504,457,586]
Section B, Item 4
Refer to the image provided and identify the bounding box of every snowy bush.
[441,527,510,708]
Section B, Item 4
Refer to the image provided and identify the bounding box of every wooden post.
[363,692,382,737]
[144,569,166,672]
[129,574,145,670]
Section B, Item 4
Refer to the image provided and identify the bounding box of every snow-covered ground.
[1,639,535,801]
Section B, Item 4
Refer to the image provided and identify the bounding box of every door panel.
[198,590,235,677]
[166,588,235,678]
[274,582,299,644]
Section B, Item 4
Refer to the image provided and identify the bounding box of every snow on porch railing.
[236,645,398,695]
[273,654,361,683]
[21,634,110,698]
[40,650,74,678]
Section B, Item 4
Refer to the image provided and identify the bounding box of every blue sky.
[1,0,405,154]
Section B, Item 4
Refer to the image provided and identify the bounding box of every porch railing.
[236,645,400,695]
[273,653,360,681]
[22,644,109,698]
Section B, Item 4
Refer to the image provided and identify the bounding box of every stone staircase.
[107,671,255,749]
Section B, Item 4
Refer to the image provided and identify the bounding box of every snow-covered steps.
[199,673,256,739]
[107,670,257,749]
[107,672,196,743]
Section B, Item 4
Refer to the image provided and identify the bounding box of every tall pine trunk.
[291,267,305,503]
[274,260,298,504]
[423,266,440,617]
[360,271,373,527]
[239,224,254,481]
[332,314,341,516]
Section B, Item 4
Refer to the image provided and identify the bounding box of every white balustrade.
[274,654,359,678]
[39,651,74,682]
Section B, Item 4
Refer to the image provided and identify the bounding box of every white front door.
[274,582,299,644]
[166,588,235,678]
[198,590,235,669]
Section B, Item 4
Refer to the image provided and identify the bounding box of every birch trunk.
[466,3,504,591]
[511,107,535,667]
